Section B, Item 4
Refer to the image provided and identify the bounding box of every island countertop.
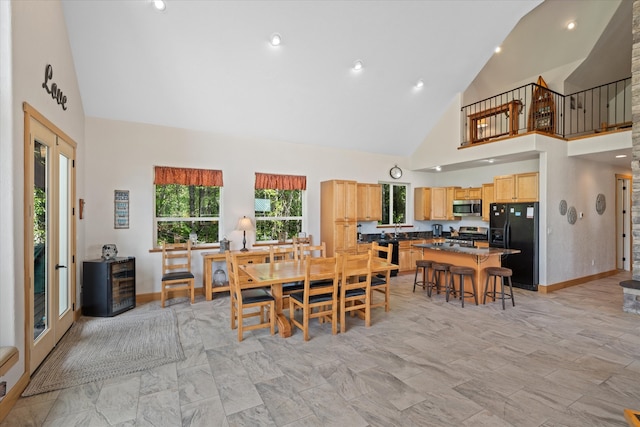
[413,243,520,256]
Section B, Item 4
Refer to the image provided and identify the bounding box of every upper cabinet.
[481,183,494,221]
[494,172,539,203]
[454,187,482,200]
[357,183,382,221]
[322,179,357,222]
[415,187,459,221]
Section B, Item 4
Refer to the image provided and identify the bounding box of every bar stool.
[431,262,453,298]
[447,266,478,307]
[483,266,515,310]
[413,259,433,294]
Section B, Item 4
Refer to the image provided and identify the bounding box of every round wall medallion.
[567,206,577,225]
[559,200,567,216]
[596,193,606,215]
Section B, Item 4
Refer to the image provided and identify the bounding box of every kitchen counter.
[412,243,522,301]
[413,243,520,257]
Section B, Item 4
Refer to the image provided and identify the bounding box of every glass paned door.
[27,115,76,373]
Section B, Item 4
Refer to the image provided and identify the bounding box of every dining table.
[239,256,398,338]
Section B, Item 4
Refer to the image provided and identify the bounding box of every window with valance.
[154,166,223,246]
[254,173,306,242]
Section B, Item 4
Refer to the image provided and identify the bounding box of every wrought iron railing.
[460,77,631,145]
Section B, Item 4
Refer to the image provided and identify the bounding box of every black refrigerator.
[489,202,539,291]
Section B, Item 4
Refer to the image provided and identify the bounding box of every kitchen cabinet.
[414,187,459,221]
[414,187,432,221]
[397,239,426,273]
[494,172,539,203]
[321,180,358,256]
[454,187,482,200]
[481,183,494,221]
[357,183,382,221]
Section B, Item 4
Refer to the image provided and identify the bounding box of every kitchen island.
[413,243,521,301]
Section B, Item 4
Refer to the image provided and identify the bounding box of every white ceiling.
[61,0,541,157]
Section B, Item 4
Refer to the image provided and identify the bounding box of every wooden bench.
[0,346,18,376]
[468,100,522,144]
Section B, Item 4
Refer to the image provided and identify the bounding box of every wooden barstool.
[431,262,453,297]
[413,259,433,294]
[447,266,478,307]
[483,266,515,309]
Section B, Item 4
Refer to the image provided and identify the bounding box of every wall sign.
[114,190,129,229]
[42,64,68,111]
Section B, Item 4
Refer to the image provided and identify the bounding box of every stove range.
[445,226,488,247]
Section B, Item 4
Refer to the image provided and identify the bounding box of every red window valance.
[255,172,306,190]
[154,166,223,186]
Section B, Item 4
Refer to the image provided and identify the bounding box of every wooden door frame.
[23,102,77,373]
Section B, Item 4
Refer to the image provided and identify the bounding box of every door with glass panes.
[26,110,76,373]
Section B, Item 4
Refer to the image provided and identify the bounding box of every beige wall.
[1,0,86,402]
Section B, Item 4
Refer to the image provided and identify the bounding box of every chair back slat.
[162,241,192,275]
[298,242,327,259]
[269,245,298,263]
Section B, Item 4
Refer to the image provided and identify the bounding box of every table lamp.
[236,216,254,252]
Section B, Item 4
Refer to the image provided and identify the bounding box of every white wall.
[1,0,85,402]
[83,117,422,295]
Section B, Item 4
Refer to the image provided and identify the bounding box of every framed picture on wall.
[114,190,129,229]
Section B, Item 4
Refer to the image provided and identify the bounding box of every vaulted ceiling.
[61,0,542,157]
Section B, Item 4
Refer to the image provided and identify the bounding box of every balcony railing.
[460,77,631,146]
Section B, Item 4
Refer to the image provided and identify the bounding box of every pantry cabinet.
[481,183,494,221]
[357,183,382,221]
[494,172,539,203]
[321,180,358,256]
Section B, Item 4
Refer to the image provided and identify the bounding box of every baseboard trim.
[539,270,620,293]
[0,370,29,422]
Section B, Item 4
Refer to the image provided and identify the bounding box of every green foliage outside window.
[381,183,407,225]
[254,189,303,241]
[155,184,220,245]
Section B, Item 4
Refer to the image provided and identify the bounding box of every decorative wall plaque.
[567,206,577,225]
[559,200,567,216]
[596,193,606,215]
[114,190,129,229]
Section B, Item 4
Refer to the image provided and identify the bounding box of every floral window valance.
[255,172,306,190]
[154,166,223,186]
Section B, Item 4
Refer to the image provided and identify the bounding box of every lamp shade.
[237,216,254,231]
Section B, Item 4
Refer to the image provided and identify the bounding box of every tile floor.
[3,271,640,426]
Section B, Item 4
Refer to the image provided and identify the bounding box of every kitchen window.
[154,166,222,246]
[254,173,306,242]
[381,182,407,225]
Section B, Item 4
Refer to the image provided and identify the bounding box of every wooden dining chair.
[370,242,392,312]
[269,245,298,263]
[297,242,327,260]
[226,252,275,341]
[289,256,339,341]
[339,250,372,333]
[161,241,195,308]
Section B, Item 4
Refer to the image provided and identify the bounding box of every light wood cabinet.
[481,183,494,221]
[321,180,358,256]
[494,172,539,203]
[454,187,482,200]
[414,187,432,221]
[357,183,382,221]
[398,239,425,273]
[415,187,459,221]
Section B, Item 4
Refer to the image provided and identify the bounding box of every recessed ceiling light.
[153,0,166,11]
[353,60,363,72]
[270,33,282,47]
[434,166,442,172]
[567,21,576,30]
[494,46,502,54]
[414,79,424,89]
[616,154,627,158]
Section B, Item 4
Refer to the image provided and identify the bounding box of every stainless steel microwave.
[452,199,482,217]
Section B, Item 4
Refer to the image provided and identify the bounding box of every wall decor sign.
[114,190,129,229]
[42,64,68,111]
